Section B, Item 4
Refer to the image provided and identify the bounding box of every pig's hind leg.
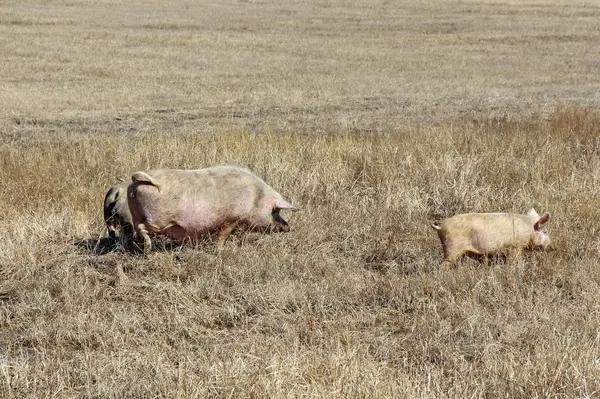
[135,223,152,254]
[442,241,467,268]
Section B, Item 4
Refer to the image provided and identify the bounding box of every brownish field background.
[1,0,600,397]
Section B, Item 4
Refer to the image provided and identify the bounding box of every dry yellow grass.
[1,0,600,397]
[2,111,600,397]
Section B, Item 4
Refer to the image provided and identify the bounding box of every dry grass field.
[1,0,600,397]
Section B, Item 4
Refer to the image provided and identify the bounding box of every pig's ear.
[527,208,540,219]
[534,212,551,231]
[275,199,298,212]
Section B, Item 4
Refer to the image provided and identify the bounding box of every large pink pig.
[127,165,297,253]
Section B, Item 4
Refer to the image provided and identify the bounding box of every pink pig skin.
[127,165,297,253]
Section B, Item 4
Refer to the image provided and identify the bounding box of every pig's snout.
[272,212,291,232]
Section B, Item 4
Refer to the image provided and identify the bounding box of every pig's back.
[132,166,275,233]
[444,212,534,252]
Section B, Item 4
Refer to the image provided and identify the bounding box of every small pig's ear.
[534,212,551,231]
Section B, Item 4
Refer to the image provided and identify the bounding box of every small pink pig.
[431,208,551,266]
[127,165,297,253]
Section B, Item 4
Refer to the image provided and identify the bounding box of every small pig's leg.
[217,222,238,248]
[481,254,490,267]
[506,247,522,264]
[136,223,152,254]
[442,243,465,268]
